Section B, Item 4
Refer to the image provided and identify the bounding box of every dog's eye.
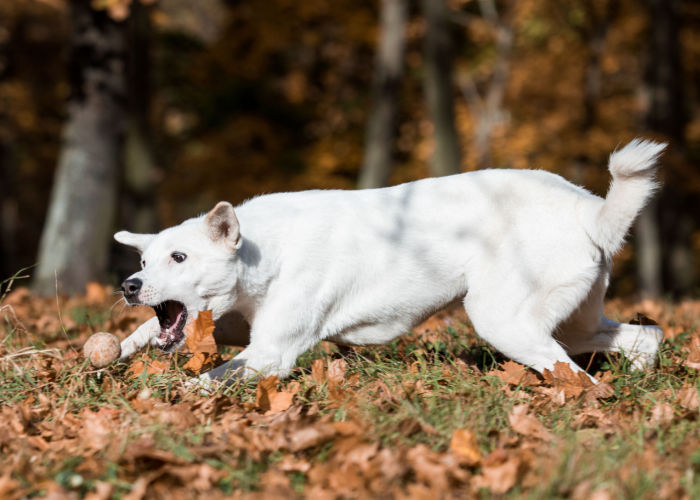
[141,260,146,269]
[171,252,187,263]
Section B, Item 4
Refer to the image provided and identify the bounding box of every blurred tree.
[635,0,687,298]
[123,0,157,234]
[34,0,126,295]
[457,0,512,170]
[422,0,461,175]
[0,2,67,283]
[358,0,408,189]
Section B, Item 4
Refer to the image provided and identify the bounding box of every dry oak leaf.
[183,310,217,373]
[255,375,296,415]
[327,358,348,388]
[311,358,326,384]
[127,357,170,379]
[472,448,522,495]
[0,470,21,498]
[542,361,593,399]
[84,481,113,500]
[684,337,700,370]
[488,360,540,386]
[678,387,699,411]
[287,423,337,452]
[450,428,481,465]
[507,404,554,442]
[82,408,119,452]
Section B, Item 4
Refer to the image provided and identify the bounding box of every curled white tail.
[593,139,667,256]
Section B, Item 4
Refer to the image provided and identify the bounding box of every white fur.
[115,139,666,385]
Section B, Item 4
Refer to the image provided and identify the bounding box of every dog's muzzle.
[121,278,142,302]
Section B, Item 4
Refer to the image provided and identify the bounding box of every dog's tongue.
[155,301,188,349]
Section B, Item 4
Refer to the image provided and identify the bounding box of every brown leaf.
[182,352,207,373]
[450,428,481,465]
[678,387,699,411]
[406,444,450,491]
[184,310,217,354]
[542,361,593,399]
[85,282,110,305]
[82,408,120,452]
[255,376,295,415]
[507,404,554,441]
[154,403,199,429]
[473,449,522,494]
[127,357,170,379]
[327,358,348,388]
[287,423,337,452]
[84,481,113,500]
[685,338,700,370]
[182,310,217,374]
[0,472,20,498]
[649,402,675,426]
[121,471,162,500]
[311,358,326,383]
[487,360,540,386]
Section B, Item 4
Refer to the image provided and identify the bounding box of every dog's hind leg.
[555,269,664,370]
[463,278,597,381]
[563,317,664,370]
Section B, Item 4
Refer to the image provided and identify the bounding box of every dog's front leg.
[119,316,160,360]
[193,304,319,390]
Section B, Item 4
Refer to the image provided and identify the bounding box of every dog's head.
[115,202,242,351]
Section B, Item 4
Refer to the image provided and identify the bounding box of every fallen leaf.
[84,481,113,500]
[507,404,554,441]
[327,358,347,388]
[82,408,118,452]
[183,310,217,373]
[542,361,593,399]
[127,357,170,379]
[85,282,110,305]
[255,376,295,415]
[287,423,337,452]
[0,472,19,498]
[450,428,481,465]
[678,387,699,411]
[649,402,675,426]
[184,310,217,354]
[311,358,326,383]
[685,338,700,370]
[487,360,540,386]
[473,449,522,494]
[406,444,450,490]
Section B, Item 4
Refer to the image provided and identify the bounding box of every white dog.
[115,139,666,385]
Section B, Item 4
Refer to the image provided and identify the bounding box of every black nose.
[121,278,142,299]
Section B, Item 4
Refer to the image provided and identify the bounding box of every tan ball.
[83,332,121,368]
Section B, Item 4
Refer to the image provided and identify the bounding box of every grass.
[0,286,698,498]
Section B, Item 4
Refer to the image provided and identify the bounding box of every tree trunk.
[124,0,157,234]
[580,0,619,130]
[635,0,687,298]
[635,199,662,298]
[423,0,461,176]
[33,1,126,295]
[358,0,407,189]
[456,0,511,171]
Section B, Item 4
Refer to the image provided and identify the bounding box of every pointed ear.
[114,231,155,254]
[205,201,241,250]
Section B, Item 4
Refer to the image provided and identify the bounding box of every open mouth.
[153,301,188,351]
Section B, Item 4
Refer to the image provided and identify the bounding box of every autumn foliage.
[0,283,698,498]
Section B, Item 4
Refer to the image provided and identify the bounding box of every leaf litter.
[0,284,698,498]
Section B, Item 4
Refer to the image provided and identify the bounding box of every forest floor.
[0,278,698,499]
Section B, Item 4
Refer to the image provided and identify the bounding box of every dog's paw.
[627,325,664,370]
